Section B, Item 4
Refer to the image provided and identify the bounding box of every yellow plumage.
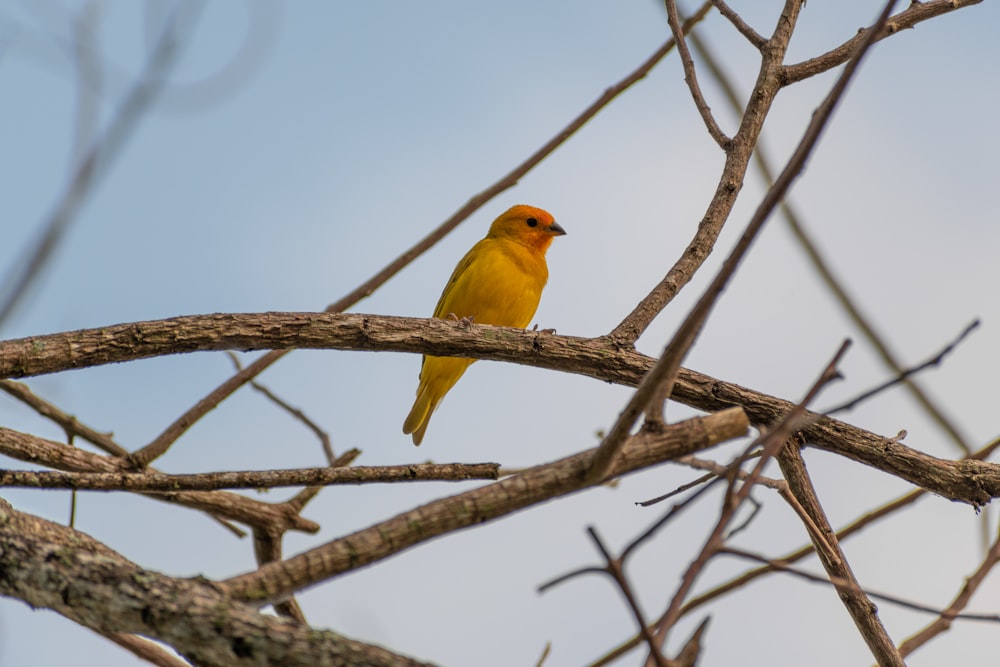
[402,204,566,445]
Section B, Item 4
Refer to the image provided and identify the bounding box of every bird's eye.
[526,218,538,227]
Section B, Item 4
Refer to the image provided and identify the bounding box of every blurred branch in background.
[0,2,198,328]
[0,0,278,331]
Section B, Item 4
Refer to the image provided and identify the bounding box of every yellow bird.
[402,204,566,445]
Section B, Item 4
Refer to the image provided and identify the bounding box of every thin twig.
[824,320,979,415]
[541,476,724,595]
[710,0,766,47]
[623,477,725,563]
[635,470,718,507]
[533,642,552,667]
[721,547,1000,624]
[640,452,787,505]
[588,527,671,667]
[226,351,335,464]
[100,632,193,667]
[898,529,1000,656]
[0,379,127,457]
[664,0,730,149]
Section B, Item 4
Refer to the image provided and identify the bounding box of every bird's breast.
[439,239,548,329]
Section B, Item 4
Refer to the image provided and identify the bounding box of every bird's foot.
[446,313,475,328]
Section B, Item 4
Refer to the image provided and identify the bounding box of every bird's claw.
[446,313,475,328]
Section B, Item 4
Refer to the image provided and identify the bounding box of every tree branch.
[0,497,434,667]
[3,312,997,506]
[898,529,1000,656]
[0,460,499,491]
[0,427,319,534]
[223,408,749,604]
[710,0,766,48]
[777,443,904,666]
[782,0,984,85]
[664,0,731,149]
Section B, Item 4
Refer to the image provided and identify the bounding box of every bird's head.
[487,204,566,253]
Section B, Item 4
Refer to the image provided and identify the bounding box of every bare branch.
[226,351,336,464]
[0,427,319,534]
[721,547,1000,624]
[0,379,129,457]
[664,0,731,149]
[0,461,500,491]
[711,0,766,48]
[898,530,1000,656]
[782,0,984,85]
[824,320,979,415]
[649,338,849,654]
[598,0,890,479]
[2,312,996,506]
[777,443,904,666]
[588,436,1000,667]
[0,497,434,667]
[586,526,671,667]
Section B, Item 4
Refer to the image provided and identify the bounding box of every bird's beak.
[548,221,567,236]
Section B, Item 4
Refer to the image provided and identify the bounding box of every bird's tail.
[403,385,435,446]
[402,357,474,446]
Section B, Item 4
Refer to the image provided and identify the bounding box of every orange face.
[487,205,566,253]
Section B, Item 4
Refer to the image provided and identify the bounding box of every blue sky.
[1,1,999,665]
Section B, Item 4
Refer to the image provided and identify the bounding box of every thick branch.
[0,497,433,667]
[2,312,998,506]
[0,312,594,380]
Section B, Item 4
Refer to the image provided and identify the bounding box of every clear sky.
[1,1,999,665]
